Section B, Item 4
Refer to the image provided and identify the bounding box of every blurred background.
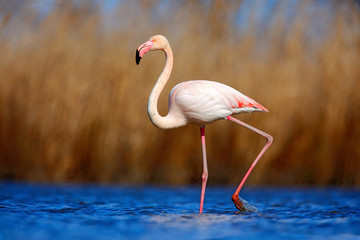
[0,0,359,186]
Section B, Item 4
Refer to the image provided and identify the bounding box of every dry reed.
[0,0,359,186]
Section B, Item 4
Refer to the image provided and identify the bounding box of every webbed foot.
[231,195,249,212]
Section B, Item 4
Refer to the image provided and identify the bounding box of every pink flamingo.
[136,35,273,213]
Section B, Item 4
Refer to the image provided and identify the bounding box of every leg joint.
[202,171,208,182]
[266,134,273,145]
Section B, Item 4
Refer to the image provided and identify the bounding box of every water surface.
[0,182,359,239]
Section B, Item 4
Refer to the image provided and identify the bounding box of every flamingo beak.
[136,41,153,65]
[136,49,141,65]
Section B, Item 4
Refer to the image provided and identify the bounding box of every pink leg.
[199,126,208,214]
[226,116,273,211]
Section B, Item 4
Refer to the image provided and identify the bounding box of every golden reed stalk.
[0,0,359,185]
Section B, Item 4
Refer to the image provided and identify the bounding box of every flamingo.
[136,35,273,213]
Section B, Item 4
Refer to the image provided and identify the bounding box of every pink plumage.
[136,35,273,213]
[170,80,268,125]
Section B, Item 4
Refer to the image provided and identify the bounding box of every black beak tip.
[136,49,141,65]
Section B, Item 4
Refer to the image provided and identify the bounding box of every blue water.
[0,182,359,240]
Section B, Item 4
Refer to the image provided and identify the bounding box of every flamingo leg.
[199,126,208,214]
[226,116,273,211]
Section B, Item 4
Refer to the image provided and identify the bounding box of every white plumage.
[170,80,267,125]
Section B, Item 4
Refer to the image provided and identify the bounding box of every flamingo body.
[169,80,268,126]
[136,35,273,213]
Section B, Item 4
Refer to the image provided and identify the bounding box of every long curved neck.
[147,45,186,129]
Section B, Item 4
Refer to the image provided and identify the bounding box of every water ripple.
[0,183,359,240]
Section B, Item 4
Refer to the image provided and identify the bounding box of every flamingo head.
[136,35,169,65]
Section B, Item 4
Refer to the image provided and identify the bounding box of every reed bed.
[0,0,359,186]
